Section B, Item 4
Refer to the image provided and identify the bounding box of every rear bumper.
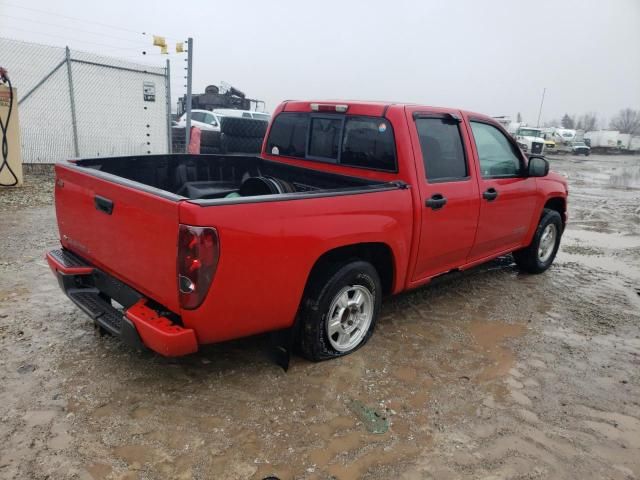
[46,248,198,357]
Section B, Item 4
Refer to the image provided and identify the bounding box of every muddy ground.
[1,154,639,480]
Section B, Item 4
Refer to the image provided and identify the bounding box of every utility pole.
[184,37,193,152]
[536,87,546,128]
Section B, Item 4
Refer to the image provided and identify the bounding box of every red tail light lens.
[178,225,220,310]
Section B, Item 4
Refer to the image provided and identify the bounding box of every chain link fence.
[0,37,171,163]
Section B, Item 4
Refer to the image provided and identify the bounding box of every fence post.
[165,59,172,154]
[65,46,79,157]
[184,37,193,153]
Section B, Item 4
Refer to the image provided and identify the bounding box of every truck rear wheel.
[297,261,381,361]
[513,208,563,274]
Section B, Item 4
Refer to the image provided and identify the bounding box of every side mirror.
[527,156,549,177]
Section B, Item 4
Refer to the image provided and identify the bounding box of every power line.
[1,25,153,51]
[0,13,150,46]
[0,1,184,42]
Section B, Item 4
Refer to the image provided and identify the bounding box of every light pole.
[536,87,546,128]
[184,37,193,152]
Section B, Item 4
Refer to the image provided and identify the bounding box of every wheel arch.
[305,242,396,297]
[543,196,567,228]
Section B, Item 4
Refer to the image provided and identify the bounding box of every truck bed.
[73,154,392,202]
[53,153,407,325]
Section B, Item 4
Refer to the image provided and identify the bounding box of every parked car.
[47,101,568,362]
[213,108,271,121]
[571,141,591,156]
[176,109,221,131]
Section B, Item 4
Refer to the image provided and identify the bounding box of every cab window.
[266,113,308,158]
[266,112,397,172]
[415,117,467,182]
[470,122,523,178]
[341,117,396,171]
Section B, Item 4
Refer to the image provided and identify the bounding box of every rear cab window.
[266,112,397,172]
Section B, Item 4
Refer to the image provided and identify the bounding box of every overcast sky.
[1,0,639,125]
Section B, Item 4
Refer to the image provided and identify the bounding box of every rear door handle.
[482,188,498,201]
[94,195,114,215]
[425,194,447,210]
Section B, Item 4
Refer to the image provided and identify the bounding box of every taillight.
[177,225,220,310]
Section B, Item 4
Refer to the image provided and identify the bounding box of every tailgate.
[54,164,181,313]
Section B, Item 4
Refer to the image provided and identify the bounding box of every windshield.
[518,129,543,138]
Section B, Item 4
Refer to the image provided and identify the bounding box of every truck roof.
[280,100,496,123]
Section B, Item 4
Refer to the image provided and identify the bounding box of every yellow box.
[0,85,23,187]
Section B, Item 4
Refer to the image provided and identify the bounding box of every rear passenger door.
[406,107,481,281]
[466,119,538,261]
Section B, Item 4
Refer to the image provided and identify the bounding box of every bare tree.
[576,112,598,132]
[561,114,575,129]
[610,108,640,134]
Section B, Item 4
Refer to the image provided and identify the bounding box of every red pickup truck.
[47,101,568,361]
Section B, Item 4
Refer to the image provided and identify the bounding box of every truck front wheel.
[298,261,381,361]
[513,208,563,274]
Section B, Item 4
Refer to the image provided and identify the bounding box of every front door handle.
[426,193,447,210]
[482,188,498,201]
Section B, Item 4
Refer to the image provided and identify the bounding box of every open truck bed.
[72,154,396,202]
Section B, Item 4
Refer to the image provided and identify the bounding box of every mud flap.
[268,321,300,372]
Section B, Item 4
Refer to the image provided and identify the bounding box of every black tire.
[220,117,268,138]
[513,208,563,274]
[297,261,382,361]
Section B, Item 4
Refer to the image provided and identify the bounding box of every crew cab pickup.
[47,101,568,361]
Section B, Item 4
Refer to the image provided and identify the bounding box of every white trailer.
[584,130,621,152]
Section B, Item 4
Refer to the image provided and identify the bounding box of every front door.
[466,119,538,261]
[406,107,481,282]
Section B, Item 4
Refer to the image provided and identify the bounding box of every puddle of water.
[84,463,112,480]
[608,165,640,189]
[563,229,640,250]
[467,321,527,382]
[326,444,421,480]
[577,164,640,190]
[558,252,640,282]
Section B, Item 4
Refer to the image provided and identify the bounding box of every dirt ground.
[1,154,639,480]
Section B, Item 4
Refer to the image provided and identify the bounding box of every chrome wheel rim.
[326,285,374,352]
[538,224,557,263]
